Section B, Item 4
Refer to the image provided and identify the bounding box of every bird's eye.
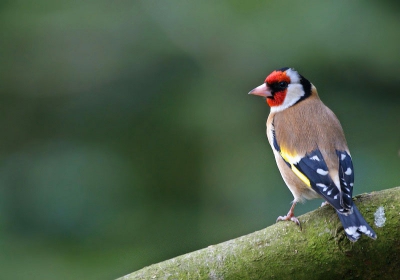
[279,81,288,88]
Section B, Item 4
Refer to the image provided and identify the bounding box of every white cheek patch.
[285,68,300,83]
[285,84,305,103]
[270,84,305,113]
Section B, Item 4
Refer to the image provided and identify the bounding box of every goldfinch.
[249,67,377,242]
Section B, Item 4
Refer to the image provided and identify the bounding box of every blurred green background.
[0,1,399,279]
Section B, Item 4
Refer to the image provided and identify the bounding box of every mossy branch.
[118,187,400,279]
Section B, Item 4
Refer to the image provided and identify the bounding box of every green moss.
[119,187,400,280]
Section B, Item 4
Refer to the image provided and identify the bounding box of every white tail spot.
[358,225,370,235]
[345,226,361,240]
[341,154,346,160]
[345,168,352,175]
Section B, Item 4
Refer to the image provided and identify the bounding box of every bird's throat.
[267,91,286,107]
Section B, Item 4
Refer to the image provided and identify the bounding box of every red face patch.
[265,70,290,85]
[264,70,291,107]
[266,91,286,107]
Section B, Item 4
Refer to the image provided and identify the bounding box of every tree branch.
[118,187,400,279]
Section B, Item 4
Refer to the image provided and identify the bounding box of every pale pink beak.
[248,83,272,97]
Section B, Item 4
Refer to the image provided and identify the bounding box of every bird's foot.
[276,215,301,228]
[276,202,301,229]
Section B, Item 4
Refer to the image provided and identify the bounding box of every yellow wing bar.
[280,149,311,188]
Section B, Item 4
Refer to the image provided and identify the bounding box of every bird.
[248,67,377,242]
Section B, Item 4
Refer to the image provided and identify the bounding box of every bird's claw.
[276,215,302,230]
[276,202,301,229]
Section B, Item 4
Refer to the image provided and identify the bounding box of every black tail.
[337,204,377,242]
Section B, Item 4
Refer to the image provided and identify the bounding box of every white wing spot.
[334,195,338,199]
[345,168,352,175]
[316,183,327,192]
[310,155,320,161]
[317,169,328,175]
[343,182,347,186]
[327,190,332,195]
[350,183,354,187]
[341,154,346,160]
[345,187,350,192]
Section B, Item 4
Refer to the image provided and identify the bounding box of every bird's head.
[249,67,313,112]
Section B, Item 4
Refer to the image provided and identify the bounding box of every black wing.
[293,149,353,213]
[336,150,354,211]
